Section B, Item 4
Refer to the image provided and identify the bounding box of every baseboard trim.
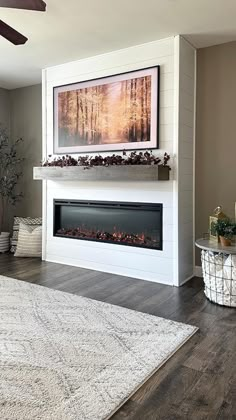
[179,274,194,286]
[194,265,202,277]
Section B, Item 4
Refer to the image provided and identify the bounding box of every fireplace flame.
[56,226,158,248]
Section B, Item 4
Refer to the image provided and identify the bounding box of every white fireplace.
[41,36,196,287]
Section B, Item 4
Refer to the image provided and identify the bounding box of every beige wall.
[196,41,236,264]
[0,88,10,130]
[2,42,236,263]
[0,88,10,231]
[9,85,42,221]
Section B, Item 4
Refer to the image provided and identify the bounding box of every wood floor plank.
[0,254,235,419]
[124,365,202,420]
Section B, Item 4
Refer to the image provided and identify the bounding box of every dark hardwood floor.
[0,254,235,419]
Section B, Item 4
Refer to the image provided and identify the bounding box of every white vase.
[0,232,10,253]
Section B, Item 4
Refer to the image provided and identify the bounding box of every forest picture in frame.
[54,66,160,154]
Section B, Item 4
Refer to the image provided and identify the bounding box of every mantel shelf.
[33,165,171,182]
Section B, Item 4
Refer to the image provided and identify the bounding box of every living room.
[0,1,235,419]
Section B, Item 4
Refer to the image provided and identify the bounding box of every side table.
[195,238,236,307]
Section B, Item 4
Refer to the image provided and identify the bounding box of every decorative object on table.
[209,206,228,241]
[54,66,160,154]
[14,222,42,258]
[211,218,236,246]
[196,238,236,307]
[0,127,24,253]
[10,216,42,253]
[0,276,197,420]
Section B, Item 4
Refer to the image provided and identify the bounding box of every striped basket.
[0,232,10,253]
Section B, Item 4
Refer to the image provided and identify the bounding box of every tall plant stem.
[0,196,4,235]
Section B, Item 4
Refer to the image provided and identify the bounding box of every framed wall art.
[54,66,160,154]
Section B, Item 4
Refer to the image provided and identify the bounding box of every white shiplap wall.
[41,36,196,286]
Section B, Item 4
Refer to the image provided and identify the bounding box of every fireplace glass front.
[54,200,163,250]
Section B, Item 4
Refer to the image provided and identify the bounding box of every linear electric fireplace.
[53,200,163,250]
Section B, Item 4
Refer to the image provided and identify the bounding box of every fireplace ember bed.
[54,200,163,250]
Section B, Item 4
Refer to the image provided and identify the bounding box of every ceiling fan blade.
[0,20,27,45]
[0,0,46,11]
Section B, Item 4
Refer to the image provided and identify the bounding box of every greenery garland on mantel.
[42,150,171,170]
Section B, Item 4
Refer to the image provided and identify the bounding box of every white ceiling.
[1,0,236,89]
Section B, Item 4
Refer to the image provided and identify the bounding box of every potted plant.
[212,218,236,246]
[0,128,23,252]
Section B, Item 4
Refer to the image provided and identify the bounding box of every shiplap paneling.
[178,37,196,284]
[42,36,196,286]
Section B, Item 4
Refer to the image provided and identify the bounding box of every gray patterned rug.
[0,276,197,420]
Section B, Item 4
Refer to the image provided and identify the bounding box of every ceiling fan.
[0,0,46,45]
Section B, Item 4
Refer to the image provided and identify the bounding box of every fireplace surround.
[40,36,196,286]
[54,200,163,250]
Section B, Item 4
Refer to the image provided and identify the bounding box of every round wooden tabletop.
[195,238,236,255]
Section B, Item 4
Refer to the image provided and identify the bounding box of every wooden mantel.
[33,165,170,182]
